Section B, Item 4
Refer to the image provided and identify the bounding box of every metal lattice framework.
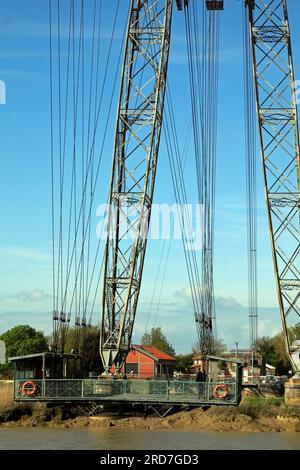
[248,0,300,372]
[100,0,173,371]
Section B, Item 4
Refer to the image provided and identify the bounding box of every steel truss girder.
[100,0,173,371]
[249,0,300,372]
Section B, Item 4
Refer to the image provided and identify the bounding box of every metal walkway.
[14,378,241,406]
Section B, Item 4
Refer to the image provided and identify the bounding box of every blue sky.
[0,0,300,354]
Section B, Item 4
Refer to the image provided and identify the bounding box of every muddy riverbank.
[1,381,299,433]
[0,398,299,433]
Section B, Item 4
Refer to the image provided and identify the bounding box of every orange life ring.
[22,381,37,397]
[213,384,228,399]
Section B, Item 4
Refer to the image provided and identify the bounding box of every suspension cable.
[49,0,126,353]
[183,0,220,354]
[243,3,258,360]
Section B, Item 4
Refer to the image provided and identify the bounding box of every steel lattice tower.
[100,0,173,372]
[248,0,300,373]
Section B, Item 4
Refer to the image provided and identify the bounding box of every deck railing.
[14,378,241,405]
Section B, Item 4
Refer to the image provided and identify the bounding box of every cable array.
[183,0,220,353]
[48,0,129,353]
[243,3,258,357]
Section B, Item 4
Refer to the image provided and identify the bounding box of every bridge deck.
[14,378,241,406]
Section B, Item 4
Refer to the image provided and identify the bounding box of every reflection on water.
[0,428,299,450]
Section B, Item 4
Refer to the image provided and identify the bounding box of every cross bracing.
[249,0,300,371]
[100,0,173,371]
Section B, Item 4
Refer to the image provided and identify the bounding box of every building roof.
[193,355,203,360]
[227,349,253,354]
[8,351,81,362]
[192,354,243,365]
[132,345,175,361]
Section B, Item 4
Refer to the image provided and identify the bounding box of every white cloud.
[0,290,51,304]
[13,290,51,303]
[215,296,243,310]
[174,286,244,310]
[137,286,283,353]
[174,286,192,302]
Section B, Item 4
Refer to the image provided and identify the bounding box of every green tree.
[0,325,48,360]
[81,327,103,375]
[254,336,277,375]
[289,323,300,343]
[175,353,194,373]
[271,323,300,375]
[141,327,176,357]
[0,325,48,378]
[271,333,290,374]
[253,324,300,376]
[63,326,103,377]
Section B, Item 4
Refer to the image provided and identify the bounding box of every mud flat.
[0,397,299,433]
[0,380,14,409]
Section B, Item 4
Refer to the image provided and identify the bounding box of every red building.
[112,345,176,379]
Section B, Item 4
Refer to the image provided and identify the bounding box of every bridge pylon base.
[284,377,300,407]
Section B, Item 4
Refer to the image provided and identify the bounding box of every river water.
[0,428,299,450]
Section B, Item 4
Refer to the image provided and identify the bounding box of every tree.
[271,333,290,374]
[141,327,176,357]
[175,353,194,373]
[254,336,277,375]
[0,325,48,379]
[81,327,103,375]
[271,323,300,375]
[192,337,227,356]
[0,325,48,360]
[63,326,103,377]
[254,324,300,376]
[289,323,300,343]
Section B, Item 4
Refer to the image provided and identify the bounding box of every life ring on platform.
[213,384,228,399]
[22,381,37,397]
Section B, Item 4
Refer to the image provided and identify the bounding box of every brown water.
[0,428,299,450]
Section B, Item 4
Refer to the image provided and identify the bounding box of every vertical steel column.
[248,0,300,373]
[100,0,173,371]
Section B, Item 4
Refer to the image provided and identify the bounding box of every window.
[125,363,138,375]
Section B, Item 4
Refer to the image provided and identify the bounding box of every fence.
[14,378,241,405]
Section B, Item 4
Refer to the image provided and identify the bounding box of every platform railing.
[14,378,241,405]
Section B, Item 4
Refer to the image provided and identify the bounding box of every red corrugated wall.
[126,350,155,379]
[110,350,155,379]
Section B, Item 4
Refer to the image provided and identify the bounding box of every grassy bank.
[212,397,300,421]
[0,382,34,423]
[0,381,14,410]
